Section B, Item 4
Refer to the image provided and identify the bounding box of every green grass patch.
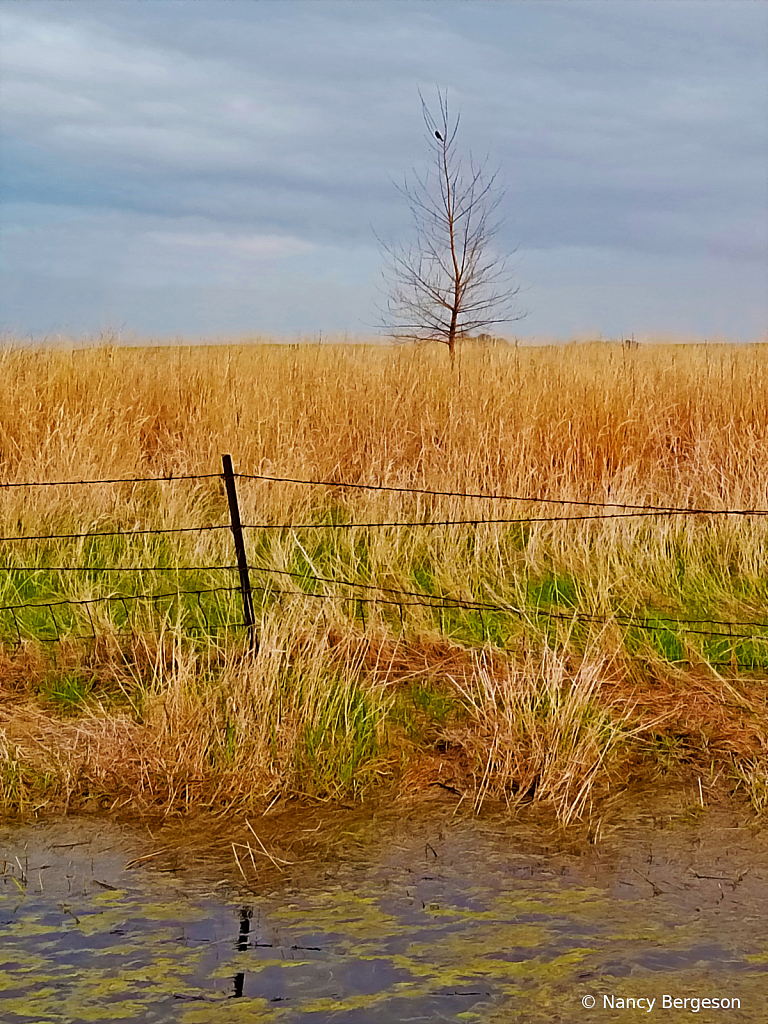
[391,681,463,743]
[526,572,579,610]
[294,675,387,799]
[38,670,96,716]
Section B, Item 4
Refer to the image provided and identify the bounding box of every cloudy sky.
[2,0,766,342]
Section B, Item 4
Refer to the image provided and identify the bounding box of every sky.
[1,0,766,343]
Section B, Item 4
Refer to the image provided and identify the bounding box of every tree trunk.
[448,308,458,372]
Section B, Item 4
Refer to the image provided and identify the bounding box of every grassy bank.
[1,338,767,822]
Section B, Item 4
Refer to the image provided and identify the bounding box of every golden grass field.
[1,338,767,823]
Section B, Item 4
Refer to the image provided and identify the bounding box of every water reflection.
[1,798,767,1022]
[232,905,252,998]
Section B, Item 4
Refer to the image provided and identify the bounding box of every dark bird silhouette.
[435,131,443,141]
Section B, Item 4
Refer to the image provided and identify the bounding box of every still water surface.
[1,795,767,1023]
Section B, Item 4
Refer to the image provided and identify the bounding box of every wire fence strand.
[3,573,767,643]
[0,472,222,489]
[235,472,768,516]
[0,585,240,614]
[2,468,766,516]
[0,525,231,543]
[0,564,238,573]
[1,465,767,653]
[4,505,767,545]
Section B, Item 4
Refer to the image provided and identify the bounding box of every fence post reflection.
[232,905,252,998]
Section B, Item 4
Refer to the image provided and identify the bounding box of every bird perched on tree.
[435,130,443,141]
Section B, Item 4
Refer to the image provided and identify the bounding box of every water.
[2,792,767,1023]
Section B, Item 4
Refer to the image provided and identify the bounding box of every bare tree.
[376,88,526,369]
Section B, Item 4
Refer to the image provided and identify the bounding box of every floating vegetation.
[1,800,768,1022]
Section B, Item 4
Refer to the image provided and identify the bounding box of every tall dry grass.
[447,644,626,824]
[3,339,767,641]
[1,338,767,820]
[2,339,768,506]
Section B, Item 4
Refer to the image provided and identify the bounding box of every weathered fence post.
[222,454,258,652]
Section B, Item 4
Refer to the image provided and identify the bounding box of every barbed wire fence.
[1,455,767,666]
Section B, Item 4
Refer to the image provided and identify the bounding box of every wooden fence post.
[222,454,258,652]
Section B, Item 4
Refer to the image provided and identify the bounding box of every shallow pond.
[1,793,767,1023]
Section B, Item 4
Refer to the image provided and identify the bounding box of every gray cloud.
[1,0,765,340]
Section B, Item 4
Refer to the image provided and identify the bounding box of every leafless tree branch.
[375,87,527,368]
